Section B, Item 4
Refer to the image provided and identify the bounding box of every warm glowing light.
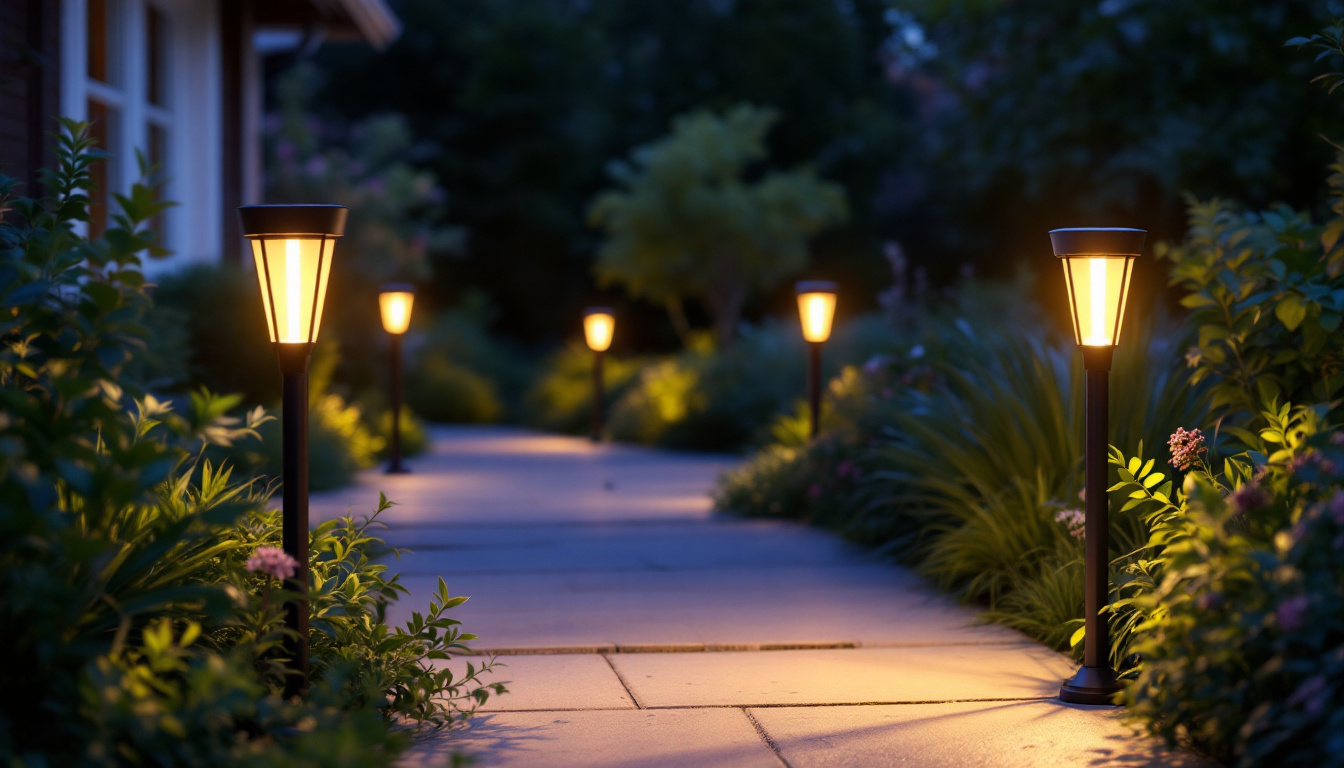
[379,286,415,335]
[1050,228,1144,349]
[286,239,301,342]
[584,309,615,352]
[250,237,337,344]
[796,281,838,343]
[1088,258,1106,345]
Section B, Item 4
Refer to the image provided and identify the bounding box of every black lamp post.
[795,281,837,439]
[583,307,614,442]
[379,284,415,474]
[238,203,347,698]
[1051,226,1144,706]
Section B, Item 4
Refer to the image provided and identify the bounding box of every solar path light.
[238,203,347,698]
[1051,226,1144,706]
[583,308,615,442]
[379,284,415,474]
[795,281,838,439]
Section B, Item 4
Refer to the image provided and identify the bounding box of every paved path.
[312,426,1210,768]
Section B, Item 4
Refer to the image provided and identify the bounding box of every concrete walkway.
[312,426,1210,768]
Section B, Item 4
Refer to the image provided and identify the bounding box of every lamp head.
[238,204,347,346]
[795,280,838,343]
[1050,228,1144,349]
[583,307,615,352]
[379,283,415,335]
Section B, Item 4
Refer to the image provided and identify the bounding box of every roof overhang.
[254,0,401,49]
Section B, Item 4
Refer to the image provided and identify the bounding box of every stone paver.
[398,709,783,768]
[611,646,1071,708]
[750,701,1213,767]
[311,426,1209,767]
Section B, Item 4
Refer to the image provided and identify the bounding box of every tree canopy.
[589,105,848,348]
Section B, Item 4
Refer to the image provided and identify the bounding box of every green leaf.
[1275,296,1308,331]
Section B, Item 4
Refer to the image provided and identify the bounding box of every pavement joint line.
[391,562,878,575]
[599,652,643,709]
[458,640,1035,656]
[452,697,1059,715]
[742,708,794,768]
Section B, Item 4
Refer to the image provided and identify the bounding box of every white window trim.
[60,0,223,272]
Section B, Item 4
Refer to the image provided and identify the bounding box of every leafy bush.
[406,353,504,424]
[523,343,649,435]
[0,122,500,765]
[1109,402,1344,766]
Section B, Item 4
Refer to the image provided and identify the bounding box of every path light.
[379,284,415,474]
[796,281,837,439]
[1051,226,1144,706]
[238,203,348,698]
[583,308,614,442]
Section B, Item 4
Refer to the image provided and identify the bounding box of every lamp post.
[795,281,837,439]
[379,284,415,474]
[583,308,614,442]
[1050,226,1144,706]
[238,203,347,698]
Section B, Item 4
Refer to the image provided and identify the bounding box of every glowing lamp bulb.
[584,308,615,352]
[795,281,838,343]
[379,285,415,335]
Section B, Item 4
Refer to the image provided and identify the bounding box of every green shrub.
[0,122,500,765]
[523,342,648,434]
[372,405,430,459]
[1110,403,1344,766]
[406,353,505,424]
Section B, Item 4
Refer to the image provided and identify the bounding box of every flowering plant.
[1106,402,1344,766]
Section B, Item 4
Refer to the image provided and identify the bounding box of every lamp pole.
[591,347,604,442]
[389,332,406,472]
[1051,227,1144,706]
[807,341,822,439]
[277,343,311,696]
[239,203,347,699]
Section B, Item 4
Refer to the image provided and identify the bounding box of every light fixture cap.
[1049,228,1145,257]
[380,282,416,295]
[238,204,349,238]
[584,306,615,317]
[795,280,838,295]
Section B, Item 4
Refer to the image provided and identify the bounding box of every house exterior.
[0,0,398,270]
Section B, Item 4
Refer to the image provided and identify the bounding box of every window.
[77,0,173,244]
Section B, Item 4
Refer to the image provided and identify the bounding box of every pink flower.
[246,546,298,581]
[1054,508,1086,540]
[1168,427,1207,470]
[1228,482,1270,515]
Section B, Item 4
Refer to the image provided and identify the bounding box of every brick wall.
[0,0,61,194]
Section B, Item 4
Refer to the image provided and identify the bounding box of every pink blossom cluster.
[1168,427,1207,470]
[245,546,298,581]
[1054,508,1086,540]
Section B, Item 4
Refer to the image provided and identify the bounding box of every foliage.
[311,0,902,342]
[0,123,499,765]
[1111,404,1344,766]
[893,0,1338,274]
[1157,193,1344,423]
[590,104,848,347]
[372,405,430,460]
[522,343,648,435]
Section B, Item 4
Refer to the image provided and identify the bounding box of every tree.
[589,105,847,348]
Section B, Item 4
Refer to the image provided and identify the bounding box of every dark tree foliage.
[308,0,906,345]
[891,0,1344,283]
